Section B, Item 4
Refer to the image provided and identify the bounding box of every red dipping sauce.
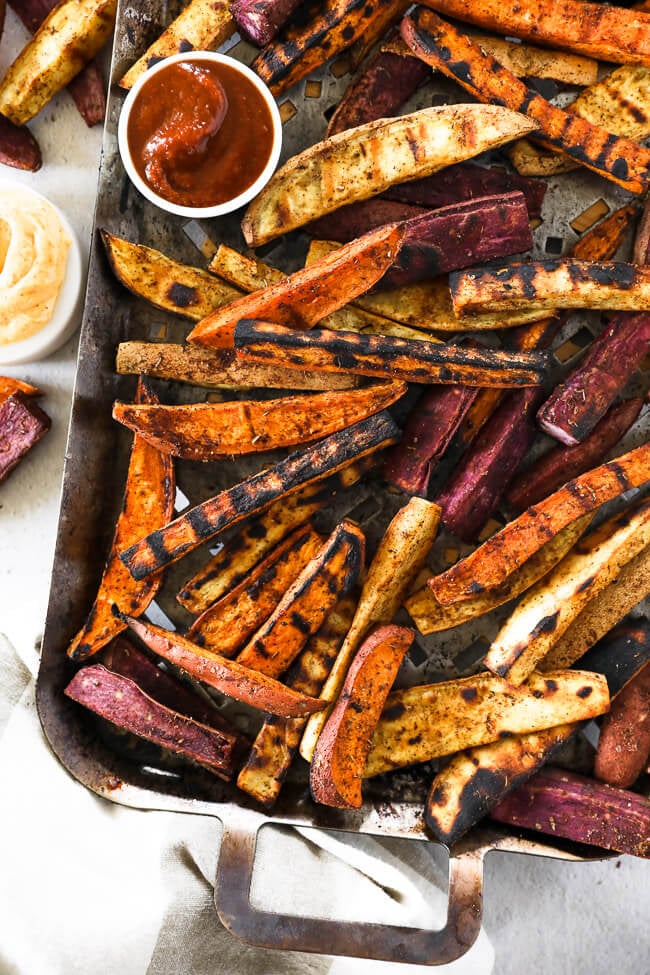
[126,57,276,209]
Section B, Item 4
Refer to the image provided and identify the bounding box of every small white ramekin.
[117,51,282,219]
[0,183,83,367]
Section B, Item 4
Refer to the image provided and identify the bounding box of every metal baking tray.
[36,0,648,964]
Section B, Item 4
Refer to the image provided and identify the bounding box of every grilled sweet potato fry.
[241,104,538,246]
[122,615,326,718]
[326,45,430,137]
[508,398,645,510]
[577,619,650,700]
[383,384,479,496]
[237,596,356,807]
[119,0,235,90]
[484,498,650,686]
[237,520,365,677]
[233,321,550,388]
[452,261,650,317]
[346,0,411,70]
[112,383,406,460]
[251,0,407,96]
[426,724,579,845]
[176,460,372,613]
[364,670,609,777]
[0,0,116,125]
[0,114,41,171]
[417,0,650,65]
[594,661,650,788]
[428,441,650,605]
[189,224,405,349]
[401,8,650,194]
[119,412,398,581]
[300,498,440,761]
[0,393,50,483]
[407,517,593,635]
[0,377,40,404]
[231,0,303,46]
[307,199,427,243]
[115,342,358,392]
[64,665,243,780]
[187,528,323,657]
[490,767,650,858]
[67,379,175,662]
[310,625,414,809]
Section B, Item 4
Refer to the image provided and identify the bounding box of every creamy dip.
[0,188,70,345]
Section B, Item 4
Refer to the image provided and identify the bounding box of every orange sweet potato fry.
[0,376,40,403]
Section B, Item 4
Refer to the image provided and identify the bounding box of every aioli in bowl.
[118,52,282,218]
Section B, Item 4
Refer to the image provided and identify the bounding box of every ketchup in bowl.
[119,53,281,216]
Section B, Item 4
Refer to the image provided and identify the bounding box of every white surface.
[0,8,648,974]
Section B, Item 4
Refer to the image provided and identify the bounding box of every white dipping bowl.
[117,51,282,219]
[0,183,83,367]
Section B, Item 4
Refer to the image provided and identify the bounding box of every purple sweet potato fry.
[594,659,650,789]
[306,198,426,243]
[64,664,243,779]
[0,114,41,171]
[490,767,650,858]
[378,192,533,290]
[436,386,543,543]
[231,0,305,47]
[383,161,547,220]
[537,314,650,445]
[508,397,644,510]
[326,46,430,137]
[0,393,50,482]
[383,384,479,496]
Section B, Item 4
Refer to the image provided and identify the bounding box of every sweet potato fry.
[407,517,593,635]
[236,595,356,807]
[0,0,116,125]
[187,527,323,657]
[401,9,650,194]
[251,0,409,96]
[232,320,550,388]
[300,498,440,761]
[67,379,175,662]
[452,261,650,318]
[119,412,398,581]
[426,724,579,845]
[417,0,650,65]
[231,0,304,46]
[490,767,650,858]
[594,661,650,788]
[115,342,359,392]
[0,393,50,483]
[241,104,539,246]
[0,114,41,171]
[428,441,650,605]
[236,520,365,677]
[176,460,372,613]
[189,224,405,349]
[306,199,427,243]
[112,383,406,460]
[310,625,414,808]
[119,0,235,90]
[484,497,650,686]
[541,548,650,673]
[122,615,326,718]
[64,665,243,780]
[577,619,650,700]
[508,398,645,510]
[346,1,411,70]
[101,232,242,322]
[0,377,40,403]
[364,670,609,777]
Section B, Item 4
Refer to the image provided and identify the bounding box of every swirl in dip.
[0,187,70,345]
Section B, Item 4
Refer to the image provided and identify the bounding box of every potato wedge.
[484,498,650,686]
[429,441,650,606]
[241,104,539,246]
[364,670,610,777]
[101,232,242,322]
[236,520,365,677]
[112,382,407,460]
[406,516,593,635]
[300,498,440,761]
[189,224,405,348]
[451,260,650,317]
[310,625,414,809]
[0,0,116,125]
[119,0,235,90]
[67,379,175,662]
[115,342,359,392]
[119,412,398,581]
